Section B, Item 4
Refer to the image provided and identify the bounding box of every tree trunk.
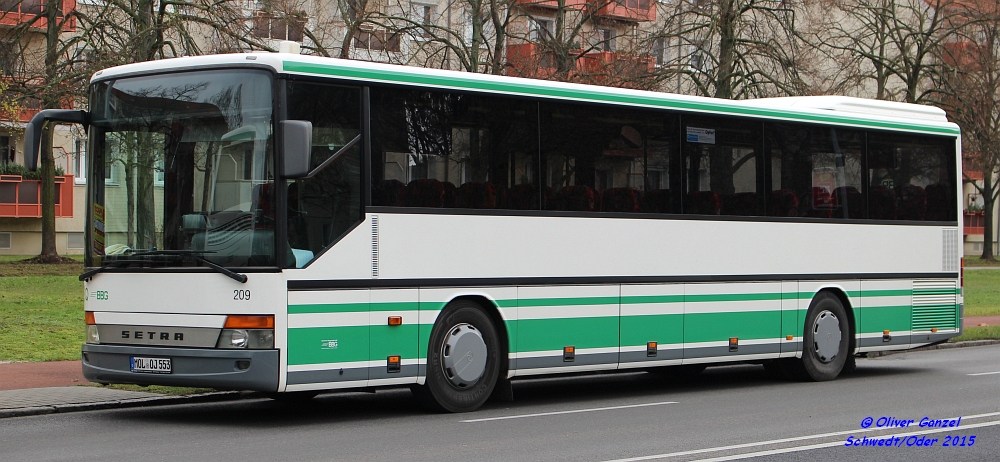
[983,173,997,261]
[39,127,58,260]
[38,0,61,262]
[714,0,737,100]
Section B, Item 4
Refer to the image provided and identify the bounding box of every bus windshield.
[86,70,276,268]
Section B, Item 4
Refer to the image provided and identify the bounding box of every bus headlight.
[216,329,273,349]
[86,325,100,344]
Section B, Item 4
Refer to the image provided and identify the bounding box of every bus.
[25,44,963,412]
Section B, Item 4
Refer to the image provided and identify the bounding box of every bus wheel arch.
[414,297,503,412]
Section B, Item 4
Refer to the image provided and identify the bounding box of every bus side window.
[284,82,362,268]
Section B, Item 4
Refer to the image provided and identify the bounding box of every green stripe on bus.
[515,317,619,352]
[289,301,420,314]
[620,314,683,346]
[683,311,781,343]
[282,61,960,136]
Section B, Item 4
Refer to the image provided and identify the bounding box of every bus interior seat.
[639,189,672,214]
[405,179,446,207]
[686,191,721,215]
[456,181,497,209]
[768,189,799,217]
[722,192,757,216]
[601,187,639,213]
[832,186,862,218]
[897,184,926,220]
[869,185,897,220]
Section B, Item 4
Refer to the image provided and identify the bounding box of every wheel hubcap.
[441,323,488,388]
[813,310,842,363]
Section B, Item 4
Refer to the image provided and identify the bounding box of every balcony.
[0,174,74,218]
[506,43,559,80]
[0,0,76,31]
[576,51,654,79]
[507,45,655,86]
[513,0,653,22]
[965,211,985,235]
[596,0,655,22]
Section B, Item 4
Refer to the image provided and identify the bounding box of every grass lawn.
[0,274,84,362]
[964,270,1000,316]
[950,325,1000,342]
[964,257,1000,267]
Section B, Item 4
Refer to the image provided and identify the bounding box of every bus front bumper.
[82,344,279,392]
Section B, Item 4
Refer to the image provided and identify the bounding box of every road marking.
[968,371,1000,376]
[461,401,678,423]
[691,419,1000,462]
[602,411,1000,462]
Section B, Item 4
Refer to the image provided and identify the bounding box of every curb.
[868,339,1000,358]
[0,390,261,419]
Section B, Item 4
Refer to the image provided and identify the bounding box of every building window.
[354,29,400,52]
[73,138,86,184]
[67,232,85,249]
[412,4,434,38]
[0,232,10,250]
[0,136,13,165]
[600,29,616,52]
[652,38,665,65]
[252,12,305,41]
[531,19,554,42]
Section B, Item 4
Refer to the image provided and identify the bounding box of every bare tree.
[937,0,1000,260]
[813,0,956,103]
[645,0,811,99]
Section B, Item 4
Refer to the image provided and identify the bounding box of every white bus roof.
[92,52,960,136]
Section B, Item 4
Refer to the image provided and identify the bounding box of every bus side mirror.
[23,109,89,172]
[281,120,312,179]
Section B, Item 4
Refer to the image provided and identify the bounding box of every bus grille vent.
[912,280,958,331]
[371,215,379,278]
[943,228,959,272]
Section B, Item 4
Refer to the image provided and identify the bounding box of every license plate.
[130,356,172,374]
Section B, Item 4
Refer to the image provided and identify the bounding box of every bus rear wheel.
[799,292,850,381]
[415,300,500,412]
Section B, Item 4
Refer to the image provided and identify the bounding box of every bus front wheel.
[415,300,501,412]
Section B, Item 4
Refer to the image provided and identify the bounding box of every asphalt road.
[1,345,998,462]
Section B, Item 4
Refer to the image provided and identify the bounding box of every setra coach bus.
[25,43,963,412]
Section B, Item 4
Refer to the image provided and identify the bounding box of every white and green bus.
[26,46,963,412]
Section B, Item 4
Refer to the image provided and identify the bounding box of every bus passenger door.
[619,284,684,369]
[286,289,369,391]
[369,289,419,385]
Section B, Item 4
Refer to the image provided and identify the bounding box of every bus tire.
[417,300,501,413]
[800,292,850,381]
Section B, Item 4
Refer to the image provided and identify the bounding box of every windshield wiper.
[132,250,248,283]
[80,250,248,283]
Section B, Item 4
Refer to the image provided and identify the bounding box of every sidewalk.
[2,316,999,419]
[0,361,248,418]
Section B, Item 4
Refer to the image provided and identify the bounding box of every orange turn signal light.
[388,316,402,326]
[85,311,95,325]
[225,315,274,329]
[564,346,575,354]
[883,330,890,335]
[931,328,938,333]
[786,335,793,341]
[388,355,401,364]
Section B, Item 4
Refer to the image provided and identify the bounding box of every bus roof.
[92,52,960,136]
